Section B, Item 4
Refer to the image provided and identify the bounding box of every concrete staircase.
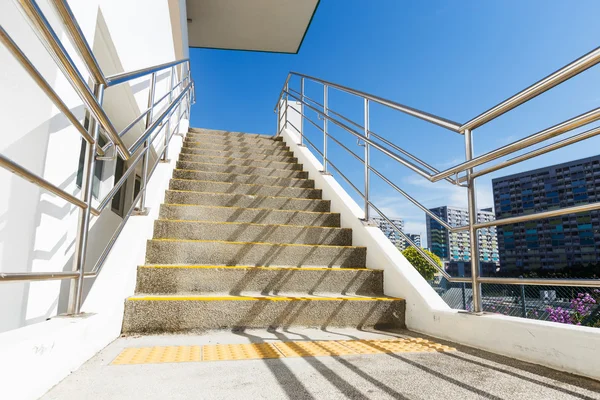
[122,128,405,333]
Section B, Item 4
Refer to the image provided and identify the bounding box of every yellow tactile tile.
[111,338,455,365]
[273,340,356,357]
[202,343,283,361]
[111,345,202,365]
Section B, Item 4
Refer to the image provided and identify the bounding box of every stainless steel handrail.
[431,107,600,182]
[276,47,600,312]
[0,0,195,314]
[287,72,463,132]
[288,86,458,184]
[0,153,88,209]
[14,0,130,160]
[461,46,600,131]
[459,124,600,182]
[106,58,189,87]
[47,0,107,86]
[0,26,104,156]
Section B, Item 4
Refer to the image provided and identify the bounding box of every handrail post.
[284,81,289,131]
[299,77,304,145]
[323,84,328,173]
[67,83,105,315]
[363,98,370,221]
[465,128,483,313]
[161,66,175,162]
[276,104,281,136]
[136,72,156,214]
[161,67,175,163]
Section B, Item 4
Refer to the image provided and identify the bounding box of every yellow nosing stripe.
[140,265,372,272]
[128,295,398,301]
[170,178,319,191]
[155,219,341,230]
[167,189,324,202]
[162,203,337,215]
[151,238,363,249]
[111,338,455,365]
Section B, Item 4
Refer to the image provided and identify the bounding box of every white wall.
[282,102,600,380]
[0,0,188,333]
[0,123,188,400]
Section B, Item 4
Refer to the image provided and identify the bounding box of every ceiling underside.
[186,0,319,53]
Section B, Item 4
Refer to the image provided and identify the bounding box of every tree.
[401,247,441,281]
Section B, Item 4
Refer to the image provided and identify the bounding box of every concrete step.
[164,190,330,212]
[123,293,405,333]
[180,146,294,159]
[145,239,367,268]
[185,132,284,146]
[179,151,298,164]
[185,132,283,144]
[176,161,309,179]
[153,220,352,245]
[178,154,301,170]
[159,205,341,227]
[172,169,315,188]
[188,128,277,140]
[183,140,290,152]
[135,265,384,296]
[168,179,322,199]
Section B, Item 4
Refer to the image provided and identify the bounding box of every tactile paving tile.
[273,340,356,357]
[202,342,283,361]
[111,338,455,365]
[112,345,202,365]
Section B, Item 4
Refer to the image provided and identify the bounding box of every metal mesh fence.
[429,276,600,327]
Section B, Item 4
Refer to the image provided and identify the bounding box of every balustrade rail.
[275,46,600,315]
[0,0,195,314]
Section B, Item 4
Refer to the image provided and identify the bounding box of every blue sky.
[189,1,600,246]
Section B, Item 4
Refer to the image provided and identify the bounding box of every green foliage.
[401,247,441,281]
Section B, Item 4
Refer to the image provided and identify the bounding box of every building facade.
[397,233,422,251]
[373,217,404,247]
[492,155,600,273]
[426,206,499,268]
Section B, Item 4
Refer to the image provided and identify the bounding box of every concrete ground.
[42,328,600,400]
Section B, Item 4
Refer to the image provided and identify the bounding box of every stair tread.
[178,155,301,169]
[179,152,296,163]
[166,189,328,202]
[128,293,401,301]
[187,129,276,139]
[169,178,321,195]
[162,203,336,215]
[176,162,309,178]
[177,159,301,170]
[155,219,347,230]
[183,141,289,150]
[150,238,363,249]
[139,264,375,271]
[173,169,314,187]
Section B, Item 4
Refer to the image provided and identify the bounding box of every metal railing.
[275,46,600,313]
[0,0,195,314]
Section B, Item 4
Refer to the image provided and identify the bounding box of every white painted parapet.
[281,103,600,380]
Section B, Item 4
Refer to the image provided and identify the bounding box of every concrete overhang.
[186,0,320,53]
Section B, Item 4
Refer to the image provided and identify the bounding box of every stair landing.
[41,328,600,400]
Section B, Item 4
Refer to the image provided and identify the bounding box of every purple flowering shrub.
[546,290,599,326]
